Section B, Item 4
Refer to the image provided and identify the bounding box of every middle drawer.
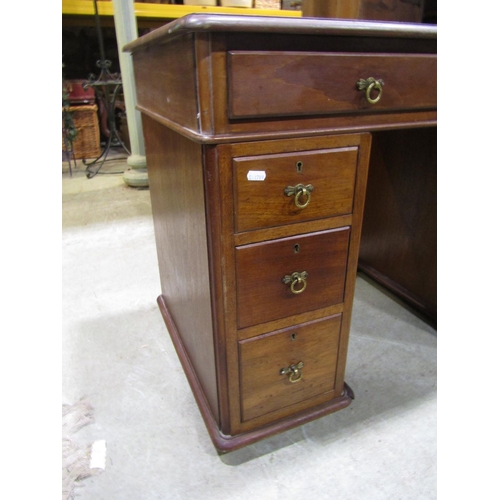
[235,227,350,329]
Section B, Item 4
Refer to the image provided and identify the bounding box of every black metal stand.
[83,0,130,179]
[62,131,78,177]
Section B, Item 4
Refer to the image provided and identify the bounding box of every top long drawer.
[228,51,437,119]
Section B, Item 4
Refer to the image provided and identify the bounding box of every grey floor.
[62,162,437,500]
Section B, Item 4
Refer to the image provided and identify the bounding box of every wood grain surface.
[239,315,342,422]
[133,34,199,134]
[233,147,357,232]
[228,51,437,119]
[143,116,219,422]
[302,0,425,23]
[236,228,350,328]
[359,128,437,320]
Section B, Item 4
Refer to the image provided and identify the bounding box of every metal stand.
[62,132,77,177]
[83,0,130,179]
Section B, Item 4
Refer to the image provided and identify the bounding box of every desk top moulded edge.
[123,13,437,53]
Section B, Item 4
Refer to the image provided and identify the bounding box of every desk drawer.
[234,147,358,232]
[228,51,437,119]
[236,228,350,329]
[239,315,341,422]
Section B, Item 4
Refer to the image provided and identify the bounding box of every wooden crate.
[62,105,101,160]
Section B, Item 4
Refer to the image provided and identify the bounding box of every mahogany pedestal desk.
[124,15,437,452]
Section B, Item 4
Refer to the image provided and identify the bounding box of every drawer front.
[228,51,437,119]
[236,228,350,329]
[234,147,358,233]
[239,315,341,422]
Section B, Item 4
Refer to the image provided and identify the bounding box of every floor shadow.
[356,272,437,330]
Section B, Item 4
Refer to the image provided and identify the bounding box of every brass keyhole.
[294,244,300,253]
[296,161,303,173]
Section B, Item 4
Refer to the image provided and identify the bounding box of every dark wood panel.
[302,0,425,23]
[239,315,341,422]
[237,304,345,341]
[224,32,437,56]
[223,110,437,142]
[228,51,436,119]
[210,40,436,140]
[234,214,353,247]
[358,0,424,22]
[233,147,357,232]
[133,34,199,134]
[202,143,232,435]
[333,133,372,393]
[195,33,215,136]
[359,128,437,320]
[236,228,350,329]
[143,116,219,422]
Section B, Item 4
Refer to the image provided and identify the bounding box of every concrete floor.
[62,163,437,499]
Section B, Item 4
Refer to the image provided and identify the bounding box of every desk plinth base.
[157,294,354,453]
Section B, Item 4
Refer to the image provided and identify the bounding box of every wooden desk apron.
[124,14,437,452]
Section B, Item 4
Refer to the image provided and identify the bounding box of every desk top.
[124,13,437,53]
[126,14,437,143]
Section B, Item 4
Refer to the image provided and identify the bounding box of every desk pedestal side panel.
[142,115,220,424]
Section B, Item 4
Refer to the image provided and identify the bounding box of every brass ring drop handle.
[295,186,310,209]
[282,271,308,294]
[284,184,314,209]
[280,362,304,383]
[357,77,384,105]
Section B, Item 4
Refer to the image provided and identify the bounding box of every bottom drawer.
[239,315,342,422]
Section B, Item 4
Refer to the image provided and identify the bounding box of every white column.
[113,0,148,187]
